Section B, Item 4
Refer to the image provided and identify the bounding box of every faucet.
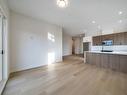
[101,42,105,52]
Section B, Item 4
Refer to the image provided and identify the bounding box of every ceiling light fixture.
[98,25,101,29]
[118,20,122,23]
[118,11,123,15]
[57,0,68,8]
[92,21,96,24]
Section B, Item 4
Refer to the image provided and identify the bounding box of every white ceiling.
[7,0,127,36]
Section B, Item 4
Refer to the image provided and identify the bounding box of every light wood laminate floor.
[3,55,127,95]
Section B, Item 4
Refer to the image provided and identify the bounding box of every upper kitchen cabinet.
[114,32,125,45]
[124,32,127,45]
[92,36,101,46]
[92,32,127,46]
[101,34,114,42]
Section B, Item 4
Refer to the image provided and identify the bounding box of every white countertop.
[85,51,127,55]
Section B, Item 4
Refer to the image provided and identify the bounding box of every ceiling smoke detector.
[57,0,68,8]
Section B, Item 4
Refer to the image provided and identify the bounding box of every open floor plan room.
[0,0,127,95]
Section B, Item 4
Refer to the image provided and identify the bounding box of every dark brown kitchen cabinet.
[114,33,125,45]
[92,36,101,46]
[109,55,120,71]
[101,54,109,68]
[124,32,127,45]
[92,32,127,46]
[119,55,127,73]
[101,34,114,42]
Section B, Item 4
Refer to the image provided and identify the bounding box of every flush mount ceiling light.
[92,21,96,24]
[118,20,122,23]
[57,0,68,8]
[118,11,123,15]
[98,25,101,29]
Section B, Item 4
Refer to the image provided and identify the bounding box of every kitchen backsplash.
[91,45,127,52]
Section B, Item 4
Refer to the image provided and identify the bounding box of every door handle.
[0,50,3,54]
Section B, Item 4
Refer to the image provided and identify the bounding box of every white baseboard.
[0,79,8,95]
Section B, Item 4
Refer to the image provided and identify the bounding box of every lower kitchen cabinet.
[119,56,127,73]
[86,53,93,64]
[86,52,103,66]
[94,53,101,67]
[101,54,109,68]
[109,55,120,71]
[86,52,127,73]
[86,53,101,65]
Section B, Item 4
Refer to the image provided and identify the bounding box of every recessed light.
[118,11,123,15]
[83,29,87,32]
[92,21,96,24]
[98,25,101,29]
[118,20,122,23]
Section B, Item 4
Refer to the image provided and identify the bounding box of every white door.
[0,15,3,82]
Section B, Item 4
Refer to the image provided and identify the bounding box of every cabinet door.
[101,34,114,42]
[114,33,124,45]
[86,53,92,64]
[86,53,95,64]
[119,55,127,73]
[124,32,127,45]
[92,36,101,46]
[92,53,97,65]
[101,54,109,68]
[89,53,94,65]
[95,53,101,67]
[109,55,120,71]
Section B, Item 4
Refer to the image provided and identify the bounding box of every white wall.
[85,27,127,37]
[0,0,10,79]
[62,32,72,56]
[10,11,62,72]
[0,0,9,16]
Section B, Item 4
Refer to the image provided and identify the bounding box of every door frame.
[0,7,8,80]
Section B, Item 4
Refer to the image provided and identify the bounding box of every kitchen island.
[85,51,127,73]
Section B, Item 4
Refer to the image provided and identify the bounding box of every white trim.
[0,4,9,79]
[0,5,7,19]
[0,79,8,95]
[0,2,9,94]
